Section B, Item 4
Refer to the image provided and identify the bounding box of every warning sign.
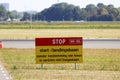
[35,37,83,64]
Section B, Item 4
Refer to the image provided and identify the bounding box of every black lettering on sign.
[37,55,46,57]
[68,55,73,57]
[40,48,49,52]
[74,54,82,57]
[39,59,42,62]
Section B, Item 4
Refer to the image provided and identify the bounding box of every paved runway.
[1,39,120,49]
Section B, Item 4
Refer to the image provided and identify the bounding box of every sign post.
[35,37,83,69]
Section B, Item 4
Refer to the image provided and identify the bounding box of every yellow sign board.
[35,37,83,64]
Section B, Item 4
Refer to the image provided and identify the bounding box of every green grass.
[0,49,120,80]
[0,22,120,29]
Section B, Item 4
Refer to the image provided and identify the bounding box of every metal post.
[41,64,44,69]
[75,63,77,70]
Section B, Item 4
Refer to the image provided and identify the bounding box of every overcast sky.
[0,0,120,12]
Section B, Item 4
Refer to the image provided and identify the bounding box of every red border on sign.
[35,37,83,46]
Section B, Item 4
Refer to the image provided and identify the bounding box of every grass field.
[0,29,120,39]
[0,22,120,39]
[0,49,120,80]
[0,22,120,29]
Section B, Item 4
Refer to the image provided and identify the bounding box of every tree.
[33,2,120,21]
[36,3,81,21]
[97,3,105,9]
[106,4,114,15]
[107,4,114,10]
[73,6,82,20]
[110,8,119,21]
[117,8,120,21]
[86,4,97,21]
[97,8,109,15]
[0,5,7,21]
[80,8,87,20]
[20,12,31,21]
[90,14,113,21]
[9,10,22,21]
[64,4,75,21]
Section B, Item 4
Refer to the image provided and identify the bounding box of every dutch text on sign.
[35,37,83,64]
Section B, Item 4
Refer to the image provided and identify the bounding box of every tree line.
[0,2,120,21]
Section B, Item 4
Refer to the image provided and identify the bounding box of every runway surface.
[1,39,120,49]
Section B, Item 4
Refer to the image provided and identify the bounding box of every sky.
[0,0,120,12]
